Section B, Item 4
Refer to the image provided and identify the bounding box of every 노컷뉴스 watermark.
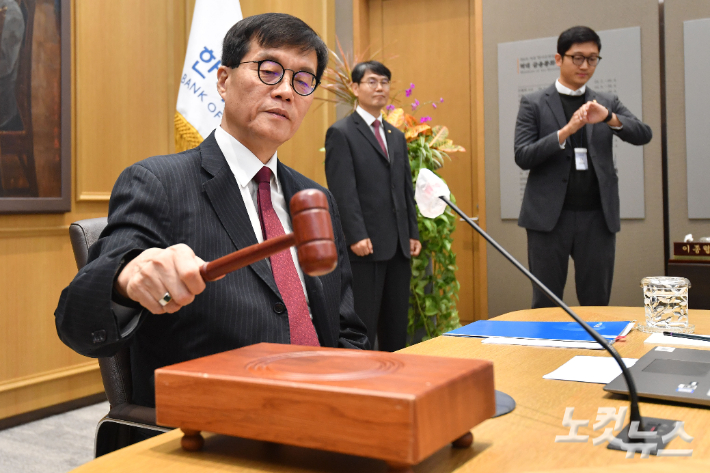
[555,407,694,458]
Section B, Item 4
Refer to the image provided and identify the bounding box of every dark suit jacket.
[514,84,652,233]
[55,132,369,407]
[324,112,419,262]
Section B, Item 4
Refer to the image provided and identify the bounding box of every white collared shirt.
[214,126,310,307]
[555,79,586,96]
[356,105,388,153]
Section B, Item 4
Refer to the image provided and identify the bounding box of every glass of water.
[638,276,694,334]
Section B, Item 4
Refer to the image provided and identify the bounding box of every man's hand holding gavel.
[115,244,208,314]
[114,189,337,314]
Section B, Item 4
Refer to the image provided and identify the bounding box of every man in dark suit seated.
[324,61,421,352]
[514,26,652,309]
[55,13,369,409]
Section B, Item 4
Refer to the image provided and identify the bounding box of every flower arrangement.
[381,85,464,341]
[319,44,465,342]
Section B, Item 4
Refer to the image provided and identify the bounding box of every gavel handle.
[200,233,296,282]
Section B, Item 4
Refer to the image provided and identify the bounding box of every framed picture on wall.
[0,0,70,213]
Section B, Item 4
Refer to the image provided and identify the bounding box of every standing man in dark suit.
[325,61,421,351]
[514,26,652,309]
[55,13,369,408]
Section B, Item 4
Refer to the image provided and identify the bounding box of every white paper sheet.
[644,332,710,348]
[543,356,638,384]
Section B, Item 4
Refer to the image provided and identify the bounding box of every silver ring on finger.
[158,292,172,307]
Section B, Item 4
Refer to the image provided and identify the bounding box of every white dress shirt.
[356,105,388,153]
[555,79,586,96]
[214,126,310,308]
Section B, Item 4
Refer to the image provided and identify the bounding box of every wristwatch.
[603,107,613,123]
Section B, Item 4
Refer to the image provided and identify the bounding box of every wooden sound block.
[155,343,495,468]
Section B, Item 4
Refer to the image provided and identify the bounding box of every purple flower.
[439,97,444,103]
[405,88,412,97]
[411,99,420,111]
[432,103,437,109]
[420,116,432,123]
[386,104,395,111]
[410,83,415,89]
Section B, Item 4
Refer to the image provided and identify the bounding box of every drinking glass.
[638,276,694,333]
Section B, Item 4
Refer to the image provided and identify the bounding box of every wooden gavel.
[199,189,337,281]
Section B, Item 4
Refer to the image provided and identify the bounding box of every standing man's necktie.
[254,167,320,346]
[372,120,389,160]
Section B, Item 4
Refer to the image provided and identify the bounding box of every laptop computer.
[604,346,710,407]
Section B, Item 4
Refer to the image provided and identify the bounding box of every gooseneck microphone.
[414,169,678,452]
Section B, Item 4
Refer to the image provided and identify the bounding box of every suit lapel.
[545,85,568,130]
[383,120,397,161]
[200,133,279,297]
[351,113,389,163]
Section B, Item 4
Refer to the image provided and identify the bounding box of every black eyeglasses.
[238,59,319,96]
[359,79,390,89]
[564,54,602,67]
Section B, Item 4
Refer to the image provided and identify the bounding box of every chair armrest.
[108,403,158,426]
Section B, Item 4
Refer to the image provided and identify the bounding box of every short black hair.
[221,13,329,82]
[557,26,601,56]
[351,61,391,84]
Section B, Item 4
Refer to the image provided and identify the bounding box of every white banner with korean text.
[175,0,242,151]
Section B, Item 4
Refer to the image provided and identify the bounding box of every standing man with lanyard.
[514,26,652,308]
[325,61,421,351]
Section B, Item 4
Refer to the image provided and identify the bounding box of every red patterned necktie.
[372,119,389,159]
[254,167,320,346]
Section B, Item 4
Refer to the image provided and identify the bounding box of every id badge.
[574,148,588,171]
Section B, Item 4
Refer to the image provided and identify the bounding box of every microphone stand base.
[493,390,516,417]
[607,417,680,455]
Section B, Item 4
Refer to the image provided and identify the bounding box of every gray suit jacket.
[324,112,419,262]
[514,84,652,233]
[55,132,369,407]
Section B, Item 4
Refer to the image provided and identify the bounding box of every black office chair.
[69,217,170,457]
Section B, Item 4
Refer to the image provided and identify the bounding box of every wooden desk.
[72,307,710,472]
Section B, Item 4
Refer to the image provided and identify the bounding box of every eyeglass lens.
[570,55,600,66]
[258,60,317,96]
[364,80,390,88]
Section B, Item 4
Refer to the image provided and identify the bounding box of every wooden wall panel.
[664,0,710,245]
[352,0,370,58]
[74,0,185,201]
[367,0,486,322]
[470,0,488,319]
[0,226,104,420]
[0,363,101,420]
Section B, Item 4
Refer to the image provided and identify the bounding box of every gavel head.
[289,189,338,276]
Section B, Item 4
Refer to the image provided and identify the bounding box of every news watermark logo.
[555,407,694,458]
